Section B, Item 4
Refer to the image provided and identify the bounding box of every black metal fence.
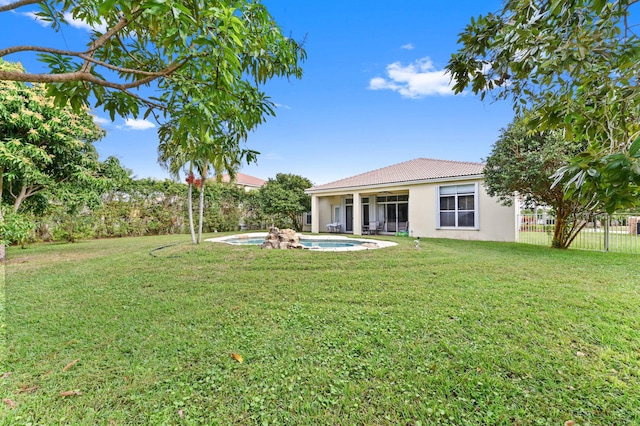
[517,213,640,254]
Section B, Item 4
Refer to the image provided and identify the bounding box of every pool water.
[206,233,397,251]
[226,237,360,248]
[227,238,269,245]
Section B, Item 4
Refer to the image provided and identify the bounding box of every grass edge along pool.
[206,233,397,251]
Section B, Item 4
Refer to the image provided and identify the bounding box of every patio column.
[353,192,362,235]
[311,195,319,233]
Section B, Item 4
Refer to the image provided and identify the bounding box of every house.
[220,173,266,192]
[305,158,518,242]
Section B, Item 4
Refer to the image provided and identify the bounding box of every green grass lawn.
[2,234,640,425]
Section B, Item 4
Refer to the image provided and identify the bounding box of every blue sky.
[1,0,514,186]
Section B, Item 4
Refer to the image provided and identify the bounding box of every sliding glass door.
[386,204,397,232]
[376,195,408,232]
[345,205,353,232]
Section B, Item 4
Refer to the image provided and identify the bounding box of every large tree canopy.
[484,116,592,248]
[0,59,107,259]
[158,112,260,244]
[0,59,105,213]
[447,0,640,213]
[258,173,312,231]
[0,0,306,120]
[0,0,306,252]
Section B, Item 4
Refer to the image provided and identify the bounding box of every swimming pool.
[206,233,397,251]
[226,237,362,249]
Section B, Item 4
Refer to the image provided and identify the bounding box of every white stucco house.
[305,158,518,242]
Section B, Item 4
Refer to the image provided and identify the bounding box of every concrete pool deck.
[205,233,398,252]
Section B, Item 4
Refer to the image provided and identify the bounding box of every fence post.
[604,214,610,252]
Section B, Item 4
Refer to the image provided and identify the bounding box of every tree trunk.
[552,201,591,249]
[13,185,28,212]
[197,184,204,244]
[0,167,4,261]
[196,163,211,244]
[187,183,196,244]
[552,205,571,249]
[289,212,301,231]
[0,206,5,262]
[197,172,207,244]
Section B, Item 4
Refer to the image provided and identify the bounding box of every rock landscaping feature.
[261,227,304,249]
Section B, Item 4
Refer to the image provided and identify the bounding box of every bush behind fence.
[518,213,640,254]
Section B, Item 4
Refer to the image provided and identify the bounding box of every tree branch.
[0,56,190,91]
[0,7,138,59]
[24,182,42,198]
[0,0,42,13]
[0,45,169,77]
[13,184,28,212]
[115,33,147,68]
[79,7,143,73]
[120,87,167,111]
[0,45,71,57]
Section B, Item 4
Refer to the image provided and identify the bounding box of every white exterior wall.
[408,179,516,242]
[408,185,434,238]
[317,196,336,233]
[309,178,517,242]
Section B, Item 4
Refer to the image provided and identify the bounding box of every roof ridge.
[308,157,485,192]
[317,158,419,188]
[415,157,485,165]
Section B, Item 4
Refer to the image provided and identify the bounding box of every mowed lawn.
[2,234,639,425]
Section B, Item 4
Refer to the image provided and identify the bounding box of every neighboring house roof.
[307,158,484,193]
[220,173,266,188]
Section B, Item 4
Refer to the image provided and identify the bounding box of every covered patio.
[313,191,409,236]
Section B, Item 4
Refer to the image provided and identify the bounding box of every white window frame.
[436,183,479,229]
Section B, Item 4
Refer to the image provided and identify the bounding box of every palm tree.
[192,132,252,243]
[158,135,198,244]
[158,130,255,244]
[158,83,274,243]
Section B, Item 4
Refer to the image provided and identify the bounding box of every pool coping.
[205,232,398,252]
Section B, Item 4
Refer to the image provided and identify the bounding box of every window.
[438,184,477,228]
[305,212,312,225]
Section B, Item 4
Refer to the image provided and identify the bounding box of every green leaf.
[586,168,600,178]
[592,0,607,14]
[629,135,640,158]
[98,0,118,17]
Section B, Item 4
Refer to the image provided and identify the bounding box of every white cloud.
[123,118,155,131]
[92,115,111,126]
[262,153,283,161]
[400,43,415,50]
[19,10,107,32]
[368,57,454,98]
[63,12,108,33]
[20,11,49,27]
[274,103,291,110]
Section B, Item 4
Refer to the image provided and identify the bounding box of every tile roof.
[307,158,484,192]
[221,172,266,187]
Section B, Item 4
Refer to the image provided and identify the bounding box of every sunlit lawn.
[2,234,639,425]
